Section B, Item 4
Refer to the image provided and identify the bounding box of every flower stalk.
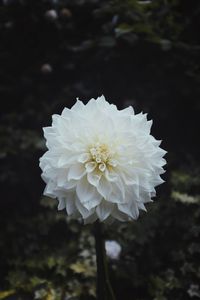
[94,221,116,300]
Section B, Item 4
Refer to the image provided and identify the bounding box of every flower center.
[87,142,117,172]
[90,143,110,163]
[89,143,109,172]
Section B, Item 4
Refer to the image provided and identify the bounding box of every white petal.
[71,99,85,112]
[96,95,106,104]
[118,186,140,218]
[139,190,153,203]
[109,181,125,204]
[97,176,112,200]
[68,164,86,180]
[105,169,118,182]
[120,106,134,115]
[66,194,77,215]
[84,213,98,224]
[52,114,60,126]
[58,198,66,210]
[78,153,90,163]
[43,127,57,142]
[75,197,94,218]
[152,176,165,187]
[99,163,106,172]
[61,107,70,118]
[87,172,101,187]
[57,169,68,187]
[57,154,75,167]
[137,202,147,212]
[108,159,117,167]
[44,181,56,198]
[76,177,102,210]
[118,202,139,219]
[84,194,102,210]
[121,169,138,185]
[96,201,114,221]
[85,162,97,173]
[111,207,128,221]
[64,179,77,189]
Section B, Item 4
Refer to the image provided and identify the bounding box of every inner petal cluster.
[84,142,116,173]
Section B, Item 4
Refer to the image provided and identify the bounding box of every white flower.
[44,9,58,21]
[39,96,166,223]
[105,240,122,260]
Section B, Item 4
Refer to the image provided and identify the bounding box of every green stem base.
[94,221,116,300]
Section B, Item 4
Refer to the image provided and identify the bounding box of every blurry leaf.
[40,197,57,209]
[44,289,56,300]
[98,36,116,48]
[0,291,15,300]
[181,262,195,276]
[115,23,134,38]
[188,243,200,255]
[47,256,56,269]
[160,39,172,51]
[88,285,96,297]
[171,170,200,192]
[172,191,200,204]
[70,262,86,274]
[35,289,47,300]
[187,284,200,298]
[29,277,47,287]
[34,288,56,300]
[70,260,96,277]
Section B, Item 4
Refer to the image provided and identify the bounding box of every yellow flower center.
[89,143,116,172]
[90,143,109,163]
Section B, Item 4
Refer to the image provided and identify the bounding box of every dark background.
[0,0,200,299]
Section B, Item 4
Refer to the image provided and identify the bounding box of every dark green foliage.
[0,0,200,299]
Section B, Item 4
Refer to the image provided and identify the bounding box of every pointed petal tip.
[97,94,106,102]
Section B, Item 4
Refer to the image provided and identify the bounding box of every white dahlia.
[39,96,166,223]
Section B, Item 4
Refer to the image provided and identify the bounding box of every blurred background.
[0,0,200,299]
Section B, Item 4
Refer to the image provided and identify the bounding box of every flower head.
[105,240,122,260]
[39,96,166,223]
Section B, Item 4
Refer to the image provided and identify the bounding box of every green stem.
[94,221,116,300]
